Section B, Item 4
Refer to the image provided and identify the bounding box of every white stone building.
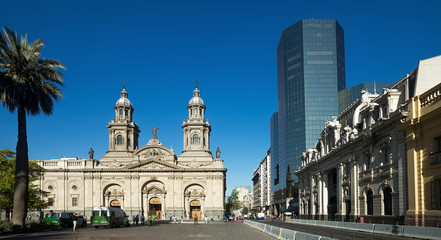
[35,87,226,220]
[252,150,271,214]
[296,56,441,223]
[296,76,411,223]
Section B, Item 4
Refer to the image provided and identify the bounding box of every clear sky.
[1,0,441,196]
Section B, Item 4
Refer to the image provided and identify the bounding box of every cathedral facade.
[35,87,227,220]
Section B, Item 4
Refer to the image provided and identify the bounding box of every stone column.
[317,173,323,218]
[162,194,165,219]
[310,176,316,216]
[350,159,358,217]
[337,164,343,218]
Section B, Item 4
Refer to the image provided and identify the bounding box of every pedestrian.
[148,215,153,226]
[141,214,145,225]
[135,215,139,225]
[211,216,213,222]
[204,216,208,224]
[133,215,136,225]
[194,214,198,225]
[72,212,78,232]
[180,216,183,224]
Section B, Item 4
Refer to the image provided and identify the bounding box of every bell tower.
[106,87,140,153]
[180,87,212,160]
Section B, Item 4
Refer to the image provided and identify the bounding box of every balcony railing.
[430,151,441,166]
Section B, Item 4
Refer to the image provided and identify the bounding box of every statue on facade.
[216,147,221,159]
[88,148,94,160]
[152,126,160,139]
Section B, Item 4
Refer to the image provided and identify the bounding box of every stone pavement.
[1,221,274,240]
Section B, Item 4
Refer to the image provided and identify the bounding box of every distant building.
[33,87,227,221]
[273,19,346,211]
[232,186,252,216]
[400,56,441,227]
[338,82,394,114]
[252,150,271,214]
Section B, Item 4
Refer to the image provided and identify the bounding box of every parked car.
[43,212,73,227]
[91,207,130,228]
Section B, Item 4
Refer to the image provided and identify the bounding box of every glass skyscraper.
[272,19,346,200]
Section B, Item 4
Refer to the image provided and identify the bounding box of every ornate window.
[119,109,123,117]
[48,197,54,206]
[383,187,392,215]
[125,109,128,117]
[72,185,77,190]
[117,135,123,145]
[383,147,390,165]
[431,178,441,209]
[72,197,78,207]
[192,134,199,144]
[366,190,373,215]
[365,154,371,170]
[48,185,53,190]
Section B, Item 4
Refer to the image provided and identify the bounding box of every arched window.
[194,108,198,115]
[119,109,123,117]
[192,134,199,144]
[125,110,128,118]
[366,189,373,215]
[383,187,392,215]
[116,135,123,145]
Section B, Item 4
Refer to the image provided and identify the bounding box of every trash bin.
[360,217,364,223]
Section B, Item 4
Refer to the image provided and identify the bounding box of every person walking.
[204,216,208,224]
[148,215,153,226]
[135,215,139,225]
[72,212,78,232]
[193,214,198,225]
[141,214,145,225]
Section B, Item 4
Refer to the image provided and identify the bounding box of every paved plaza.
[1,221,274,240]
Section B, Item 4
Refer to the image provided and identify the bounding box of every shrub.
[0,221,13,232]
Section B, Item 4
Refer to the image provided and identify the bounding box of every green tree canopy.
[0,149,50,221]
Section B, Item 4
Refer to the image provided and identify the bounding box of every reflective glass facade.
[274,19,345,194]
[338,82,394,113]
[270,112,279,189]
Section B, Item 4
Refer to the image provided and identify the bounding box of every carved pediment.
[143,185,166,195]
[124,159,182,170]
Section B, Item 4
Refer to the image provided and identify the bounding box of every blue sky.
[1,0,441,196]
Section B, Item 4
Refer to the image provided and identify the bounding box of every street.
[0,221,274,240]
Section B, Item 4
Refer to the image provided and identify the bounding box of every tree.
[0,27,65,228]
[0,149,51,221]
[229,189,241,211]
[241,206,249,215]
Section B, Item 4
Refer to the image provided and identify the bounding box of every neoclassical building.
[296,75,411,223]
[35,87,227,220]
[296,56,441,224]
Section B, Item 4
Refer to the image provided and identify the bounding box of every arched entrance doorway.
[190,200,201,219]
[149,197,162,219]
[110,200,121,208]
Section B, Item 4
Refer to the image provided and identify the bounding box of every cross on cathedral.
[123,80,126,89]
[194,80,198,88]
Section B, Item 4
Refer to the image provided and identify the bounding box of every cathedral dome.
[116,89,132,106]
[188,88,204,105]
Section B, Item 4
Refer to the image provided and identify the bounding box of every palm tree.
[0,26,65,228]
